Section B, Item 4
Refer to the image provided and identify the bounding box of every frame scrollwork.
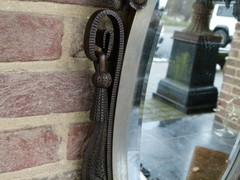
[107,0,148,9]
[81,9,125,180]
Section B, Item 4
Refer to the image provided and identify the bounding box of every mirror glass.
[127,0,240,179]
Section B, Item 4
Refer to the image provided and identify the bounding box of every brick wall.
[0,0,109,179]
[215,22,240,130]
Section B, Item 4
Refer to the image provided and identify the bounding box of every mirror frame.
[112,0,240,180]
[112,0,158,179]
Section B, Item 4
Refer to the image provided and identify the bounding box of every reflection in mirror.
[128,1,163,179]
[136,0,240,179]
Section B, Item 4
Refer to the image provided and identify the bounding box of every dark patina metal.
[154,0,221,114]
[233,1,240,21]
[224,0,240,21]
[81,10,125,180]
[106,0,148,9]
[184,0,214,35]
[107,0,124,9]
[129,0,148,9]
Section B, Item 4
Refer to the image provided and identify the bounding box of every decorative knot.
[92,72,112,88]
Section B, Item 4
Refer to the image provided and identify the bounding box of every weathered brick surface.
[216,114,240,130]
[67,122,94,160]
[231,40,240,49]
[222,75,235,84]
[219,92,233,102]
[0,71,93,118]
[233,87,240,96]
[235,31,240,39]
[236,23,240,30]
[236,70,240,78]
[0,126,60,173]
[69,17,113,58]
[234,99,240,106]
[224,66,236,76]
[19,0,108,7]
[216,23,240,129]
[227,59,240,67]
[217,99,227,108]
[229,49,239,57]
[70,18,87,58]
[221,83,232,93]
[216,107,229,119]
[0,12,63,62]
[32,170,81,180]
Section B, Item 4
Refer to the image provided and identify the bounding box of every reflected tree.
[167,0,195,22]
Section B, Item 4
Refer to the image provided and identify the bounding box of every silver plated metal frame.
[112,0,158,179]
[112,0,240,179]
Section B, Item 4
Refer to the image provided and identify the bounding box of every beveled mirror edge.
[112,0,158,179]
[222,134,240,180]
[112,1,240,180]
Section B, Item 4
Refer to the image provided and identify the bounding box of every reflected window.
[217,6,233,17]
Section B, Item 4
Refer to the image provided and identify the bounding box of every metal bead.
[92,72,112,88]
[129,0,147,9]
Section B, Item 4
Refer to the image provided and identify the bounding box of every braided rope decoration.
[81,9,125,180]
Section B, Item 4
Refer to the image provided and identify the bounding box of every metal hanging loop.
[82,9,125,180]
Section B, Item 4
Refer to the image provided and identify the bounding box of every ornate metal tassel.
[81,9,125,180]
[81,52,111,180]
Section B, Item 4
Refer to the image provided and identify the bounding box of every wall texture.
[216,22,240,130]
[0,0,105,179]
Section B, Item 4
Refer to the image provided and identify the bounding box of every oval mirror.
[113,0,240,180]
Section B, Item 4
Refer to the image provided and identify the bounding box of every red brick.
[67,122,94,160]
[221,83,232,93]
[0,71,93,118]
[224,66,236,76]
[217,118,240,130]
[234,78,240,85]
[227,59,240,67]
[222,76,235,84]
[38,0,107,7]
[231,40,240,49]
[236,23,240,30]
[33,170,81,180]
[234,99,240,105]
[0,126,60,173]
[0,12,63,62]
[217,98,228,108]
[236,70,240,78]
[229,49,239,58]
[219,91,234,102]
[232,87,240,96]
[235,32,240,39]
[215,112,240,131]
[216,107,229,119]
[223,75,240,85]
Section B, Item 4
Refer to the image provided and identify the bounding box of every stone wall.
[215,22,240,130]
[0,0,108,179]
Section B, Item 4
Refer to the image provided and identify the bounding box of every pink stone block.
[0,126,60,173]
[0,71,94,118]
[70,18,87,58]
[67,122,94,160]
[42,0,107,7]
[0,12,63,62]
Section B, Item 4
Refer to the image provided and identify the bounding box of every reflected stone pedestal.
[153,31,221,114]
